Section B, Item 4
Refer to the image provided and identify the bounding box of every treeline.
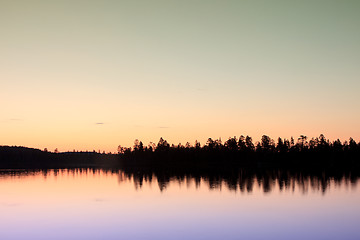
[119,134,360,168]
[1,134,359,169]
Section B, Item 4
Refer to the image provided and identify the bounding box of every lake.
[0,169,359,240]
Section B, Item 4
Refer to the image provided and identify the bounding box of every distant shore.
[1,135,359,170]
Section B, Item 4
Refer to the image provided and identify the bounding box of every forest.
[118,134,360,168]
[0,134,359,170]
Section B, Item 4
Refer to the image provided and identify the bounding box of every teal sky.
[1,0,360,151]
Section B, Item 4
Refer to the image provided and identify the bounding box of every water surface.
[0,169,359,240]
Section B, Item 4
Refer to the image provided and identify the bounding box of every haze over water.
[0,169,359,240]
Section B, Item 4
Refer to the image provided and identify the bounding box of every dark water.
[0,169,359,240]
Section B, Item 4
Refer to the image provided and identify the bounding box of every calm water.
[0,169,359,240]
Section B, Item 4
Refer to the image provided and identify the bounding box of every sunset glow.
[1,0,360,152]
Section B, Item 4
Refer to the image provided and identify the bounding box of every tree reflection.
[0,168,358,194]
[119,167,358,194]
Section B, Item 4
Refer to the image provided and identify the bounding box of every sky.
[1,0,360,152]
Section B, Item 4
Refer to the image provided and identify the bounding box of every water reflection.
[0,168,358,194]
[123,168,359,194]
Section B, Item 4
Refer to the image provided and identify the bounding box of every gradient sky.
[1,0,360,152]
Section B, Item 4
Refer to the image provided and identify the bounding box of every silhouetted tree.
[260,135,274,152]
[225,137,238,151]
[333,139,343,152]
[195,140,201,150]
[298,135,308,149]
[148,142,156,152]
[245,136,254,151]
[238,135,246,151]
[276,137,286,152]
[156,137,170,151]
[118,145,126,154]
[290,137,295,148]
[349,137,357,151]
[206,138,215,150]
[309,138,316,150]
[133,139,140,151]
[139,141,144,152]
